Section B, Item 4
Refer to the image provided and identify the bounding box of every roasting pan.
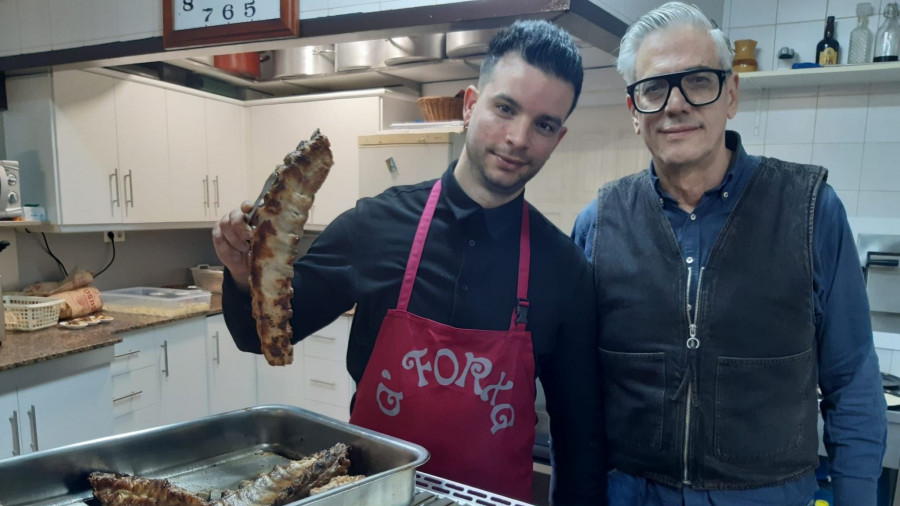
[0,405,429,505]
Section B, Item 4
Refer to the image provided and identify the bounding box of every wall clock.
[163,0,299,49]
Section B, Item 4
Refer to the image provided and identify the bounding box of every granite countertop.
[0,295,222,372]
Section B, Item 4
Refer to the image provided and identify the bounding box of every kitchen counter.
[0,295,222,372]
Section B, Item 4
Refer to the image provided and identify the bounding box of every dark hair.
[479,19,584,116]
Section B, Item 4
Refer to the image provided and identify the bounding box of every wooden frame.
[163,0,299,49]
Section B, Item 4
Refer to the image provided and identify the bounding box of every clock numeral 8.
[182,0,194,11]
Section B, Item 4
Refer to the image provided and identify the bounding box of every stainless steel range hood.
[0,0,628,100]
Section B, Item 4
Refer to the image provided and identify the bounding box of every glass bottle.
[816,16,840,65]
[874,2,900,62]
[848,2,874,63]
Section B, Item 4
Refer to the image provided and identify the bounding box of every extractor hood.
[0,0,628,101]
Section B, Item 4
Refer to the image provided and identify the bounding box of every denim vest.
[593,156,826,489]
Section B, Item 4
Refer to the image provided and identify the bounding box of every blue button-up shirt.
[572,131,886,506]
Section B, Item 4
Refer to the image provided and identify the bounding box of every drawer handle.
[9,410,20,457]
[213,331,220,364]
[113,391,143,403]
[312,335,336,342]
[161,341,169,377]
[114,350,140,360]
[27,405,38,452]
[309,378,337,388]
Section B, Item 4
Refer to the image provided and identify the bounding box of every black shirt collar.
[442,161,525,240]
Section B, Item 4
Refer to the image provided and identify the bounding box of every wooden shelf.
[0,220,43,229]
[739,61,900,91]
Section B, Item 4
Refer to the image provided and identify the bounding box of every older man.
[573,2,885,505]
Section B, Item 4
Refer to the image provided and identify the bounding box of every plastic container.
[101,287,211,317]
[3,295,64,331]
[190,264,224,293]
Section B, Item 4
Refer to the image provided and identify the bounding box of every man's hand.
[212,201,254,292]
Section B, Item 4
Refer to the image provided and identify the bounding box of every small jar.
[733,39,758,72]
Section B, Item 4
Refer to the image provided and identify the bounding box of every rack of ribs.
[248,130,334,366]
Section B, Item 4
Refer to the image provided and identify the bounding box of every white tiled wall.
[722,0,897,68]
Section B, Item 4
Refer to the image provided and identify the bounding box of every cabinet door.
[206,100,247,219]
[255,344,306,408]
[248,97,381,227]
[207,314,257,415]
[15,364,113,454]
[53,70,123,224]
[158,319,210,425]
[166,91,209,222]
[0,389,19,459]
[114,80,173,223]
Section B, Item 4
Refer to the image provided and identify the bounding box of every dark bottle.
[817,16,841,65]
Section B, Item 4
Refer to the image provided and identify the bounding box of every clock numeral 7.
[203,7,213,21]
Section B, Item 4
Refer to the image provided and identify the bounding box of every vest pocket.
[714,348,814,462]
[599,348,666,452]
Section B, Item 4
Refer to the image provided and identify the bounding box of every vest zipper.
[682,266,704,485]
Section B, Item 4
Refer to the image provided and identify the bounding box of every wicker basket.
[4,295,64,331]
[417,96,464,122]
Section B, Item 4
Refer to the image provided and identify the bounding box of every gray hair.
[616,2,733,84]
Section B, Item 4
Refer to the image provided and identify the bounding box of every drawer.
[303,356,352,408]
[114,404,160,435]
[112,366,160,417]
[304,323,349,362]
[112,332,160,376]
[302,399,350,423]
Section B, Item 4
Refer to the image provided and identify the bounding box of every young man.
[215,20,605,504]
[572,3,885,505]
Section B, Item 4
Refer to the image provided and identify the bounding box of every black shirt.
[222,165,605,504]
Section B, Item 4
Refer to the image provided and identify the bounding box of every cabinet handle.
[114,350,140,360]
[113,390,143,403]
[213,331,220,364]
[202,176,210,209]
[27,405,38,452]
[161,340,169,377]
[213,176,220,209]
[124,170,134,208]
[309,378,337,388]
[9,410,20,457]
[312,335,336,342]
[109,168,120,208]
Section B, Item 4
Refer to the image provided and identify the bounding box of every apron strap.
[396,180,443,312]
[396,179,532,331]
[510,199,531,332]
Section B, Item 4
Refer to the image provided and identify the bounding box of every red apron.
[349,180,537,501]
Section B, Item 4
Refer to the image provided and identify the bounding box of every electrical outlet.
[104,231,125,243]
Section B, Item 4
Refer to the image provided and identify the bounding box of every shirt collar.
[441,161,525,239]
[650,130,750,204]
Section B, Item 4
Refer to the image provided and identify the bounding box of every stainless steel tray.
[0,405,429,506]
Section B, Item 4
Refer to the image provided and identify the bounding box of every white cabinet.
[167,93,248,222]
[256,342,306,408]
[3,69,247,226]
[247,93,419,227]
[52,70,121,224]
[114,79,173,223]
[207,314,257,414]
[112,319,209,434]
[254,315,354,422]
[0,348,113,459]
[166,91,210,223]
[158,318,209,425]
[53,70,172,224]
[205,99,247,217]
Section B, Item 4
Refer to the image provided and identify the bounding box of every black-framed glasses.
[627,68,732,113]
